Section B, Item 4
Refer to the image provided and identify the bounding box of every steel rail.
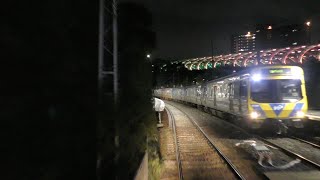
[165,107,183,180]
[289,136,320,149]
[256,137,320,170]
[166,103,246,180]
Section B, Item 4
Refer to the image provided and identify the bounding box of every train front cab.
[246,66,308,130]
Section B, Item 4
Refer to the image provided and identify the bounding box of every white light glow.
[291,67,302,79]
[306,21,311,26]
[251,74,262,81]
[250,112,259,119]
[296,111,305,118]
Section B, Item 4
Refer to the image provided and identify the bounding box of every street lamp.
[146,54,151,58]
[306,21,311,27]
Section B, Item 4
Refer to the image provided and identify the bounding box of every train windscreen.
[250,79,302,103]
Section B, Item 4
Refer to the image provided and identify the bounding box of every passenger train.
[154,65,308,130]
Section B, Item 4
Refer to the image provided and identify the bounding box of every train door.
[213,86,217,106]
[239,80,248,115]
[201,85,207,106]
[233,81,240,114]
[228,83,234,112]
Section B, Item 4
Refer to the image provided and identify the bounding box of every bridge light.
[267,25,272,30]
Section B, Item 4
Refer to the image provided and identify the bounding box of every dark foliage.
[2,1,97,179]
[98,2,156,179]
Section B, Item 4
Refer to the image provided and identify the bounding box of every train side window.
[240,80,247,98]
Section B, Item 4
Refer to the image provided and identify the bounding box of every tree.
[99,2,156,179]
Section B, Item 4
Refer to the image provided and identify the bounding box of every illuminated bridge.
[183,43,320,70]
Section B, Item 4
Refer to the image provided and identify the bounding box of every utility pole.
[113,0,118,105]
[97,0,119,179]
[97,0,105,179]
[98,0,105,104]
[112,1,120,179]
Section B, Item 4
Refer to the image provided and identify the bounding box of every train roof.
[156,65,302,90]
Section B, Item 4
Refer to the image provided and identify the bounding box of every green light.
[269,69,284,74]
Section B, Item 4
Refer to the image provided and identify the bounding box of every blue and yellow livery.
[247,66,308,128]
[154,65,308,131]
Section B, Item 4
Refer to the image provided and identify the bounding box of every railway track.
[204,113,320,171]
[256,137,320,170]
[181,103,320,172]
[166,104,245,180]
[289,136,320,149]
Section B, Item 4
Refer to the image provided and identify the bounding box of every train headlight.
[291,67,302,79]
[250,111,260,119]
[251,74,262,81]
[296,111,305,118]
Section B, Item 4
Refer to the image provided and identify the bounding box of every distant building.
[231,32,256,53]
[231,23,310,53]
[255,24,310,50]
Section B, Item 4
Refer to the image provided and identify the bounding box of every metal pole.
[112,0,120,179]
[113,0,118,105]
[98,0,105,103]
[97,1,104,179]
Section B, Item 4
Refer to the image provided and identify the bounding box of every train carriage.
[155,65,308,131]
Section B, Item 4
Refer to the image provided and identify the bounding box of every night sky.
[121,0,320,59]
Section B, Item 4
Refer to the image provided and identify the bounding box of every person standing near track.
[153,98,165,127]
